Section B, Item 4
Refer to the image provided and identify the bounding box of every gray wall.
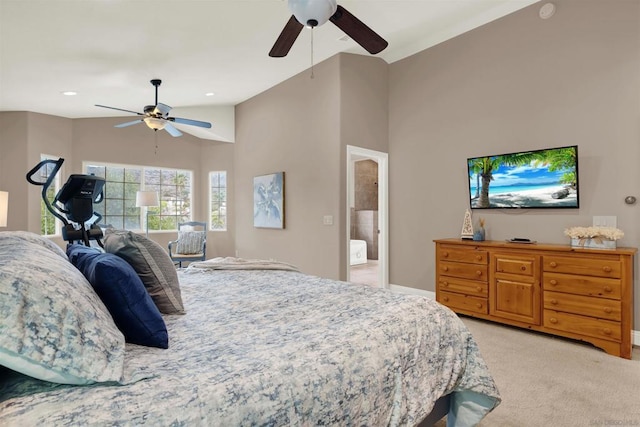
[0,112,235,257]
[234,53,388,280]
[389,0,640,305]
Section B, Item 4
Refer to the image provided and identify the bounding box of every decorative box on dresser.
[434,239,636,359]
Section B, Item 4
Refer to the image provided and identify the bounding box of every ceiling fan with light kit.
[269,0,388,58]
[95,79,212,137]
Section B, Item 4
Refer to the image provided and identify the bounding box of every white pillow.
[0,230,68,260]
[0,232,126,384]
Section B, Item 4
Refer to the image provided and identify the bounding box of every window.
[40,154,61,236]
[209,171,227,231]
[85,162,193,231]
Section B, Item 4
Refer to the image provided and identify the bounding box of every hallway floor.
[349,259,379,287]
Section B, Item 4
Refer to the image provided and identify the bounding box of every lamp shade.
[0,191,7,227]
[136,191,159,207]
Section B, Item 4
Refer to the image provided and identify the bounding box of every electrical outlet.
[323,215,333,226]
[593,216,617,228]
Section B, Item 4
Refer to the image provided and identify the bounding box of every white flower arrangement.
[564,226,624,242]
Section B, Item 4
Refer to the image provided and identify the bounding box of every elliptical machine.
[26,157,106,247]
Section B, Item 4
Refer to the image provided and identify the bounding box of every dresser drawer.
[544,291,621,321]
[543,272,621,300]
[543,255,621,278]
[439,291,488,315]
[494,254,537,278]
[438,276,488,297]
[438,245,488,265]
[544,309,621,342]
[439,261,488,282]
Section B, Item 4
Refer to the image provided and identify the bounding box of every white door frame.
[346,145,389,289]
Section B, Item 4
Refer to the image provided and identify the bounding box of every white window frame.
[40,154,62,236]
[209,171,227,231]
[84,161,193,232]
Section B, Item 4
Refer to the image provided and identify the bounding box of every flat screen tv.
[467,145,579,209]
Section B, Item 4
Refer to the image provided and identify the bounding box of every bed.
[0,231,500,426]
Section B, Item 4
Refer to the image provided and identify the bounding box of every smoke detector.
[539,3,556,19]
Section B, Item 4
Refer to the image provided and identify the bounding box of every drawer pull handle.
[603,328,612,335]
[476,270,482,277]
[549,262,557,268]
[442,282,449,287]
[603,286,612,293]
[604,307,612,314]
[550,299,558,305]
[476,255,483,261]
[443,296,449,302]
[521,266,527,271]
[549,279,557,286]
[443,266,449,272]
[549,317,558,324]
[443,252,449,258]
[603,266,612,273]
[476,303,483,309]
[476,286,482,292]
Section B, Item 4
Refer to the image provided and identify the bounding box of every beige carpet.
[435,316,640,427]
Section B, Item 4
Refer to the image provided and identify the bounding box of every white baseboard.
[388,284,639,347]
[388,283,434,299]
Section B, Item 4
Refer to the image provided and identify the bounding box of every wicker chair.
[168,221,207,267]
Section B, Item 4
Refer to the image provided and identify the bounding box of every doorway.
[346,145,388,288]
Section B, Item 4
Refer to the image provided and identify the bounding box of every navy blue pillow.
[67,245,168,349]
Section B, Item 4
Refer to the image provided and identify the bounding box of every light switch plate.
[593,216,617,228]
[323,215,333,226]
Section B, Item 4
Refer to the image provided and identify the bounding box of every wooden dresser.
[434,238,636,359]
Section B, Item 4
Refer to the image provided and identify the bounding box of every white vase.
[570,237,616,249]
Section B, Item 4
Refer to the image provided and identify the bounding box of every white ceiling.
[0,0,539,139]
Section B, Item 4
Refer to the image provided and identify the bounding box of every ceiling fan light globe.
[289,0,337,27]
[144,117,166,130]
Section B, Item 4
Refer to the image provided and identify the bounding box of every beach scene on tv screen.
[468,147,578,208]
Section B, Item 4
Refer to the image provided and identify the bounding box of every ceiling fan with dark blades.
[95,79,212,137]
[269,0,388,58]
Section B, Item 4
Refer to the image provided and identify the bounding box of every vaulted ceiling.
[0,0,539,140]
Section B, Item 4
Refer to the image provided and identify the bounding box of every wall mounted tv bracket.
[26,157,106,247]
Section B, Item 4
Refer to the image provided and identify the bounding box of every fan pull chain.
[310,28,315,79]
[154,130,159,155]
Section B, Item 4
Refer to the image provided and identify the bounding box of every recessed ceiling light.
[61,91,77,96]
[205,92,215,97]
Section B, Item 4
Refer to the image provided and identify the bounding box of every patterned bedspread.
[0,268,500,426]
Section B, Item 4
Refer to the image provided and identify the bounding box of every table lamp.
[0,191,8,227]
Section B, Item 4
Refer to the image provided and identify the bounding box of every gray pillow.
[176,230,205,255]
[104,229,185,315]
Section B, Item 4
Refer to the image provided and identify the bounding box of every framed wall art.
[253,172,285,229]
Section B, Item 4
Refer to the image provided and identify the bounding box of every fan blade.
[95,104,144,116]
[115,119,144,128]
[329,5,388,55]
[269,15,304,57]
[169,117,212,129]
[153,103,172,117]
[164,123,183,137]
